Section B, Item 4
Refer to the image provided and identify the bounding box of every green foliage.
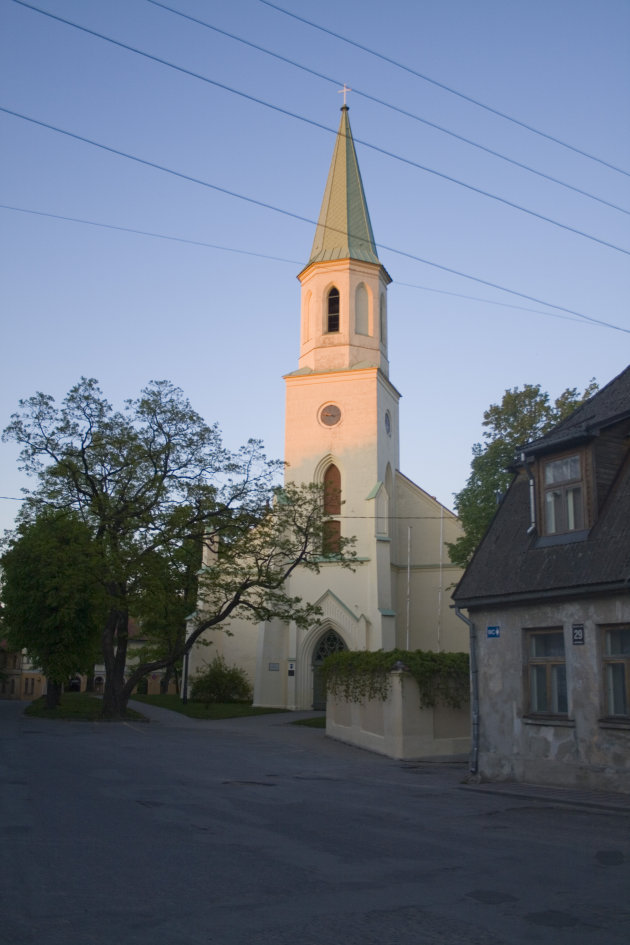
[24,693,146,721]
[131,539,203,689]
[3,378,356,718]
[131,693,285,719]
[0,512,105,684]
[291,716,326,728]
[448,380,598,567]
[319,649,470,709]
[190,655,253,704]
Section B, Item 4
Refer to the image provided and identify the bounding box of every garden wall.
[326,669,470,760]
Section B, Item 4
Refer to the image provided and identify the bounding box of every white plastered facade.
[188,109,466,708]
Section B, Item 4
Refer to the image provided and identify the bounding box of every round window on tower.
[320,404,341,426]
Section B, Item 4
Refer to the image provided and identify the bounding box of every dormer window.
[327,287,340,333]
[543,453,584,535]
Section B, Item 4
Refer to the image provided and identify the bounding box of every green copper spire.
[308,107,380,266]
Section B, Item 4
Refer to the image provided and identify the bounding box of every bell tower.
[284,106,400,500]
[297,106,392,377]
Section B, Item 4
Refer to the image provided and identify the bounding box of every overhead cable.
[2,107,628,336]
[0,204,586,327]
[144,0,630,217]
[10,1,630,257]
[0,204,299,264]
[260,0,630,179]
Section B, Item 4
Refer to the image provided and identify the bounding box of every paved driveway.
[1,699,628,945]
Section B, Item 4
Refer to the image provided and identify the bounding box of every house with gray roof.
[453,365,630,793]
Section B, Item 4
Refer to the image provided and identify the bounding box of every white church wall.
[393,473,466,653]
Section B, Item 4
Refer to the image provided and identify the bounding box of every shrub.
[320,649,470,709]
[190,655,253,704]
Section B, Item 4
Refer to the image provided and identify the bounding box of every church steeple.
[308,106,380,267]
[295,107,392,377]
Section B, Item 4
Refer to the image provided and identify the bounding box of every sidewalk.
[460,778,630,813]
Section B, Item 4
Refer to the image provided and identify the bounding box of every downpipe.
[455,607,479,776]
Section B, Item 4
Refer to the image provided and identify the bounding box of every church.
[189,106,466,710]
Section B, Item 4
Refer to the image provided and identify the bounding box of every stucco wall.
[327,670,470,760]
[469,595,630,794]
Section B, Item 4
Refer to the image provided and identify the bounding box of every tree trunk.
[160,664,175,694]
[102,605,130,718]
[46,679,62,709]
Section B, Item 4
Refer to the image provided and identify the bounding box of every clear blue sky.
[1,0,629,534]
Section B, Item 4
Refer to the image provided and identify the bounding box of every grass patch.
[291,716,326,728]
[25,692,146,722]
[130,693,288,720]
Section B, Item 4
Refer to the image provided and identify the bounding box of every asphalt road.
[1,698,629,945]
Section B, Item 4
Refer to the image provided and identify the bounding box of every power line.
[0,204,602,331]
[11,1,630,257]
[260,0,630,179]
[395,282,587,326]
[0,204,299,265]
[1,107,628,336]
[144,0,630,217]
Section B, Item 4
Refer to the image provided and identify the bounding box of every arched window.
[324,464,341,514]
[327,287,340,333]
[355,283,368,335]
[312,629,347,709]
[323,463,341,554]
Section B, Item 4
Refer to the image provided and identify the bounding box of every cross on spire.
[337,84,352,106]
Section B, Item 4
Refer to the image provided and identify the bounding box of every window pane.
[606,663,627,715]
[566,485,583,530]
[544,455,580,485]
[551,664,568,713]
[531,631,565,658]
[327,287,340,333]
[530,665,548,712]
[607,628,630,656]
[544,490,560,533]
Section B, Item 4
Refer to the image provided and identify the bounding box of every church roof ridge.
[307,106,380,267]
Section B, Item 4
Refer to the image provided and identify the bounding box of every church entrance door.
[311,629,347,710]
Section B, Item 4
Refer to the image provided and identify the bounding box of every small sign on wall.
[487,626,500,638]
[572,624,585,645]
[268,662,280,672]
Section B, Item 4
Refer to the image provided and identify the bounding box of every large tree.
[131,538,203,694]
[3,378,355,717]
[1,512,105,708]
[448,381,598,568]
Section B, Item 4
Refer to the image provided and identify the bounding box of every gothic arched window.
[327,287,340,333]
[323,463,341,554]
[324,464,341,515]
